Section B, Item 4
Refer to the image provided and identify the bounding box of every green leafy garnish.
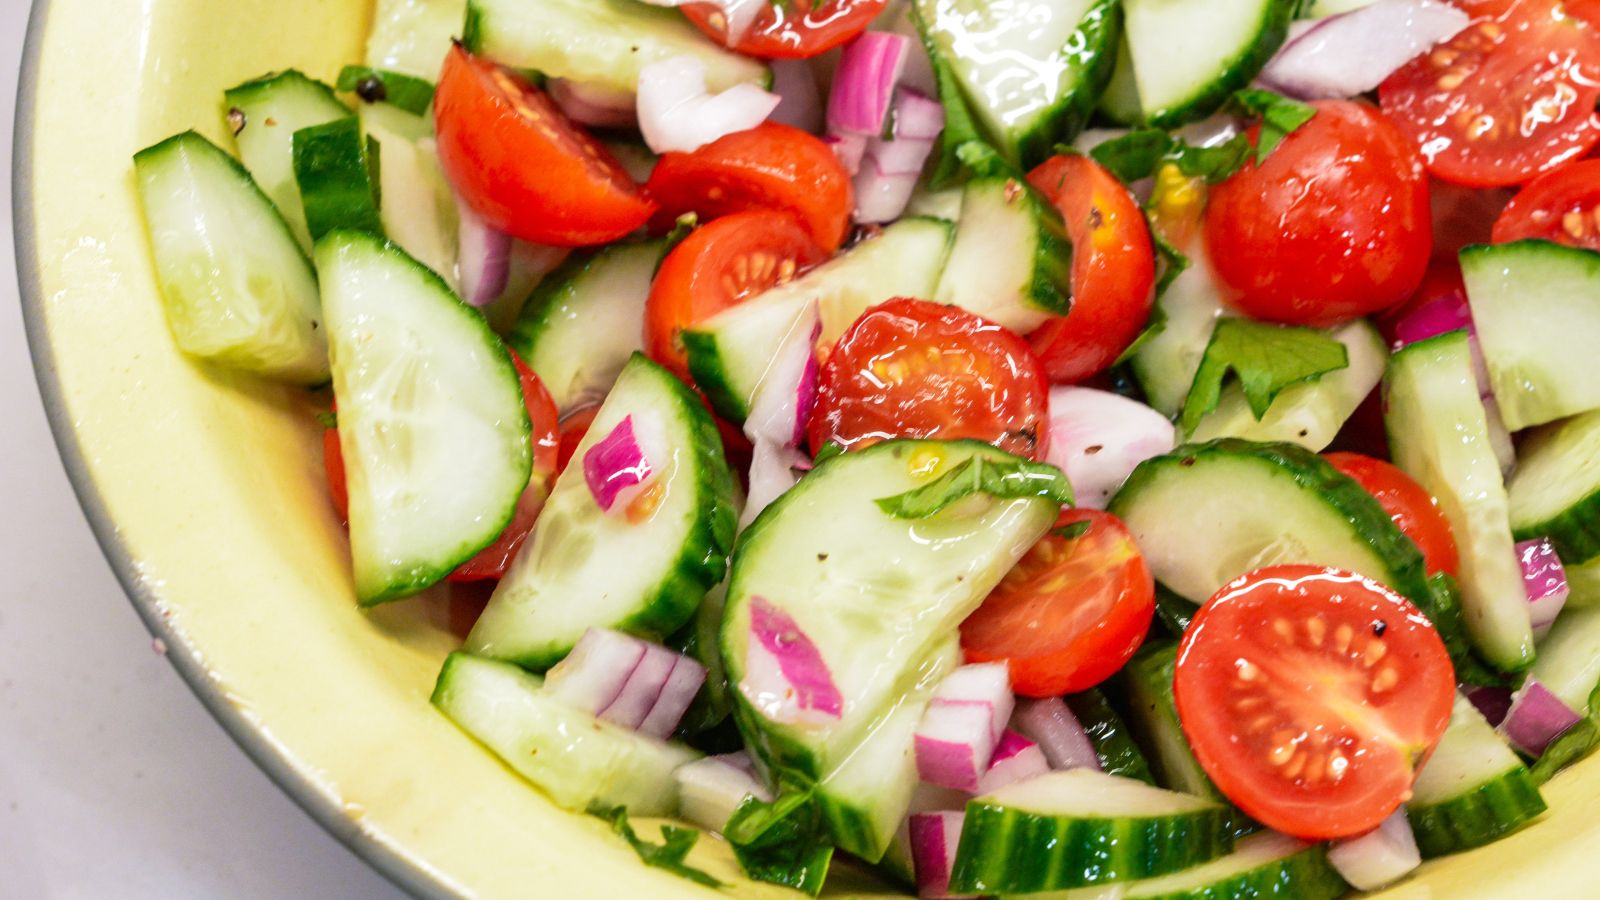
[725,790,834,896]
[1089,129,1252,186]
[811,441,847,466]
[590,805,725,889]
[1229,89,1318,163]
[1052,519,1092,540]
[876,457,1074,519]
[1178,319,1349,436]
[336,65,436,117]
[314,410,337,429]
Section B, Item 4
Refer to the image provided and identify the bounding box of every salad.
[129,0,1600,895]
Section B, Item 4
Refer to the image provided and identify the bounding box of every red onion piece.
[828,32,911,136]
[1328,809,1421,891]
[826,131,869,176]
[637,652,710,738]
[909,811,973,899]
[741,441,810,530]
[1499,680,1584,757]
[915,701,999,792]
[1259,0,1470,100]
[583,415,657,513]
[741,596,843,724]
[852,90,944,224]
[1044,387,1177,509]
[769,59,824,134]
[976,730,1051,794]
[1011,697,1102,771]
[637,56,779,154]
[740,303,822,528]
[1465,684,1514,727]
[674,753,773,833]
[544,628,648,715]
[932,663,1014,743]
[548,78,637,129]
[1519,537,1570,637]
[1392,293,1472,350]
[599,641,681,729]
[454,191,512,307]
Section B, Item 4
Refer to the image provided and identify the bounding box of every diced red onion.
[1392,293,1471,350]
[637,653,710,738]
[548,78,636,129]
[599,641,681,730]
[1327,809,1421,891]
[828,32,911,136]
[826,132,869,176]
[637,56,779,155]
[741,596,843,725]
[908,781,971,814]
[454,190,511,307]
[544,628,648,715]
[1011,697,1102,771]
[916,701,1001,792]
[931,663,1014,743]
[852,152,921,223]
[1499,679,1584,757]
[1044,387,1177,509]
[583,415,658,513]
[741,441,810,530]
[909,811,973,899]
[976,730,1051,794]
[1519,537,1570,638]
[877,4,938,96]
[674,753,773,833]
[1465,685,1513,727]
[852,90,943,224]
[769,59,824,134]
[1258,0,1470,100]
[740,303,822,528]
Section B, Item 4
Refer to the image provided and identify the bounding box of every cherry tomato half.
[1380,0,1600,187]
[1174,565,1456,840]
[961,509,1155,697]
[1325,453,1461,578]
[434,46,654,246]
[1493,158,1600,250]
[1205,100,1432,327]
[646,209,825,381]
[1024,155,1158,384]
[555,406,599,476]
[806,298,1051,459]
[647,123,854,253]
[682,0,887,59]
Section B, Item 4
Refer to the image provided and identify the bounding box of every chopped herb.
[876,456,1074,519]
[811,441,846,466]
[1052,519,1092,540]
[1229,89,1318,164]
[1179,319,1349,436]
[314,410,338,429]
[1531,717,1600,784]
[589,805,725,889]
[1088,129,1252,186]
[725,790,834,896]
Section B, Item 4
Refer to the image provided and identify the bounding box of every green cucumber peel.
[589,805,724,889]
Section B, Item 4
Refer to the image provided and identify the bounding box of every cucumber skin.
[1026,188,1077,317]
[1110,642,1224,801]
[1067,689,1157,786]
[683,328,749,424]
[1012,0,1122,169]
[293,117,383,242]
[1140,0,1297,128]
[1133,845,1346,900]
[950,799,1234,894]
[1509,414,1600,566]
[1407,767,1546,858]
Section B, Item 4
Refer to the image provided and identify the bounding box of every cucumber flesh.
[463,0,768,95]
[1530,603,1600,715]
[293,118,384,243]
[951,769,1233,894]
[1461,239,1600,431]
[431,652,699,816]
[468,354,737,669]
[225,70,352,251]
[1097,34,1144,126]
[1123,0,1294,127]
[934,175,1074,335]
[1386,331,1535,672]
[1002,832,1347,900]
[1109,642,1223,801]
[316,231,530,603]
[132,131,329,384]
[1508,409,1600,567]
[367,0,465,79]
[360,107,458,282]
[1129,238,1227,417]
[1407,693,1547,858]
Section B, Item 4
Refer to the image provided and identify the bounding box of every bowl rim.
[11,3,449,896]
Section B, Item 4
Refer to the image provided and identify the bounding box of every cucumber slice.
[1408,694,1547,858]
[431,652,699,816]
[1068,688,1157,785]
[1003,832,1347,900]
[914,0,1121,167]
[684,217,954,423]
[224,70,352,251]
[1509,410,1600,567]
[1098,35,1144,126]
[950,769,1234,894]
[722,441,1058,848]
[934,175,1074,336]
[1307,0,1380,15]
[510,240,668,414]
[1531,603,1600,715]
[360,107,458,282]
[367,0,465,80]
[1190,320,1386,451]
[1129,239,1227,417]
[468,354,737,669]
[1387,331,1535,672]
[132,132,329,384]
[1123,0,1295,127]
[1462,240,1600,431]
[293,117,384,243]
[317,231,530,603]
[463,0,768,95]
[1109,642,1224,801]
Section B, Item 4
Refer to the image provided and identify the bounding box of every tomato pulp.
[1326,453,1461,578]
[682,0,887,58]
[1494,158,1600,250]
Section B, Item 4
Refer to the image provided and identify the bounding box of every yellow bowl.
[15,0,1600,896]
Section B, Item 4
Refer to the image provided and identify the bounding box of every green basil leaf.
[1229,89,1318,164]
[876,456,1074,519]
[725,791,834,896]
[590,805,725,889]
[1178,318,1349,436]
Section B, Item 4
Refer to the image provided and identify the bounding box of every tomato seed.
[1372,667,1400,693]
[1305,617,1326,647]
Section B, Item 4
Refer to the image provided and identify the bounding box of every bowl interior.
[16,0,1600,896]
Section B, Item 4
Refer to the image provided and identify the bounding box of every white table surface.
[1,2,406,895]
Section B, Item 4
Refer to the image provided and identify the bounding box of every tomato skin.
[647,124,853,253]
[1493,158,1600,250]
[1374,257,1468,347]
[962,509,1155,697]
[682,0,887,58]
[1379,0,1600,187]
[555,406,599,475]
[1024,155,1158,384]
[1205,101,1433,327]
[322,424,348,521]
[1175,565,1456,840]
[647,210,825,381]
[434,46,654,246]
[1325,453,1461,578]
[807,298,1052,460]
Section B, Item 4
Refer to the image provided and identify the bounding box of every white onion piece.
[1259,0,1470,100]
[769,59,824,133]
[548,78,637,129]
[1045,387,1178,509]
[637,56,780,154]
[544,628,649,715]
[1011,697,1102,771]
[1328,810,1421,891]
[674,753,773,833]
[1499,679,1583,757]
[638,653,710,738]
[599,641,681,729]
[909,811,971,900]
[454,191,512,307]
[977,730,1051,794]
